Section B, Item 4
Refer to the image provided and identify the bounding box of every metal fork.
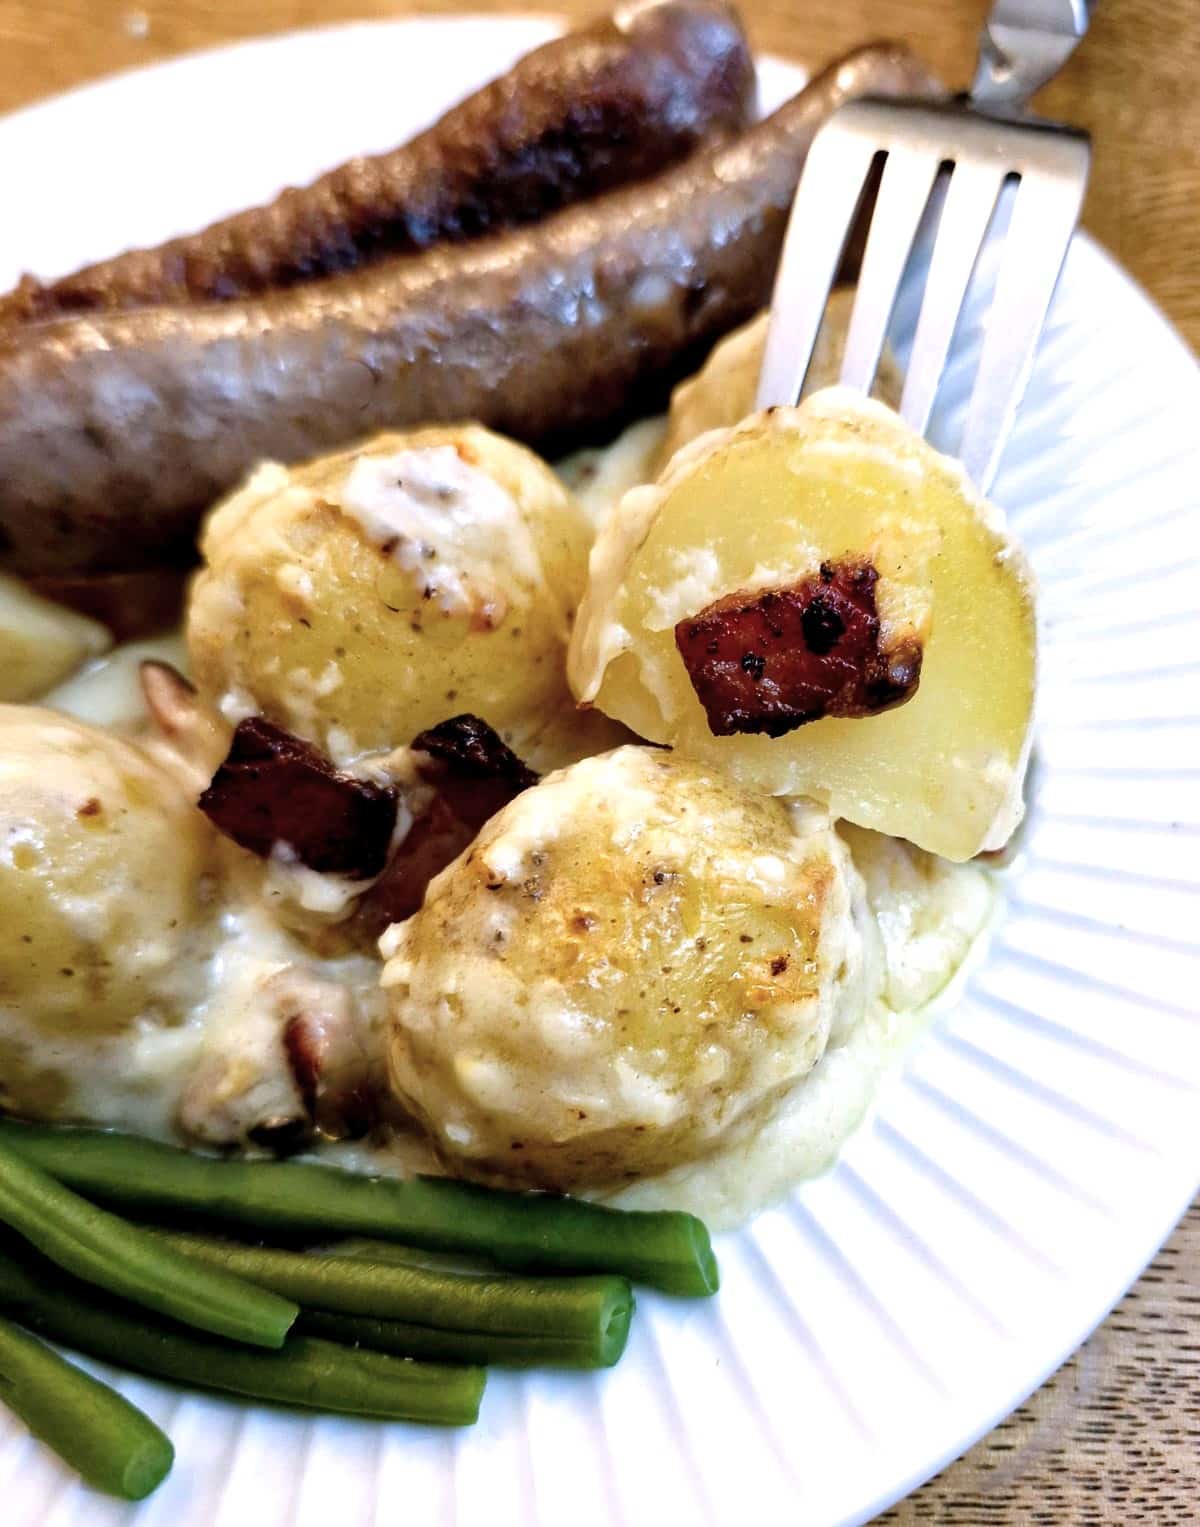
[756,0,1094,493]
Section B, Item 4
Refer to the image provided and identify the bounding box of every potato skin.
[381,745,874,1191]
[187,425,591,762]
[0,707,214,1054]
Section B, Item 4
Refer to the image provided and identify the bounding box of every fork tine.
[900,160,1009,436]
[755,126,879,411]
[959,140,1090,492]
[839,144,942,393]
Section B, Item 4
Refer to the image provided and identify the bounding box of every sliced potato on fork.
[569,389,1036,862]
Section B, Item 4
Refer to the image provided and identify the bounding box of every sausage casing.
[0,44,937,575]
[0,0,754,324]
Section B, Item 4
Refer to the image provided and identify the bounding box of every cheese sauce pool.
[4,424,998,1228]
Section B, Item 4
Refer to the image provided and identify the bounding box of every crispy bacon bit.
[357,796,475,930]
[260,968,376,1143]
[675,561,922,738]
[355,714,538,935]
[282,1007,374,1141]
[410,714,539,789]
[178,965,375,1152]
[199,717,397,877]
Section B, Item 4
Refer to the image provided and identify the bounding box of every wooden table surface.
[0,0,1196,1520]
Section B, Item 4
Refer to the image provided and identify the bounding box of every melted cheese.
[342,446,545,622]
[1,403,1001,1223]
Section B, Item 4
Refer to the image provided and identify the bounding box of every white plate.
[2,17,1199,1527]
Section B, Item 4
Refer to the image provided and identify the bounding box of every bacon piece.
[356,715,538,934]
[199,717,397,877]
[353,797,470,931]
[256,967,376,1146]
[411,713,538,794]
[675,561,922,738]
[177,965,376,1153]
[282,1001,375,1141]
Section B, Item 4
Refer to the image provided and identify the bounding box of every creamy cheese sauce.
[342,446,544,621]
[5,415,1002,1226]
[0,882,386,1147]
[45,632,187,731]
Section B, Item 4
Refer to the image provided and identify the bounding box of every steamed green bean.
[0,1314,174,1499]
[0,1248,484,1425]
[159,1231,634,1368]
[0,1123,719,1296]
[0,1137,296,1347]
[299,1308,630,1368]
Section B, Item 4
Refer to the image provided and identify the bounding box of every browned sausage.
[0,43,937,576]
[0,0,754,325]
[29,568,188,639]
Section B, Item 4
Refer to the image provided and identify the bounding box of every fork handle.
[971,0,1094,112]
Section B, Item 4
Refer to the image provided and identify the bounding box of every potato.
[187,426,592,763]
[0,574,110,702]
[604,824,992,1224]
[657,293,903,470]
[380,746,877,1192]
[570,390,1036,861]
[0,708,215,1057]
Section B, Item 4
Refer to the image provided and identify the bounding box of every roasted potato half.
[381,745,876,1192]
[570,390,1036,861]
[0,707,217,1121]
[188,425,592,763]
[0,575,110,702]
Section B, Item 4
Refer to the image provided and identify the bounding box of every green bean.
[158,1231,633,1369]
[299,1308,630,1368]
[0,1249,484,1426]
[0,1123,718,1297]
[328,1238,483,1274]
[0,1315,174,1499]
[0,1137,296,1347]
